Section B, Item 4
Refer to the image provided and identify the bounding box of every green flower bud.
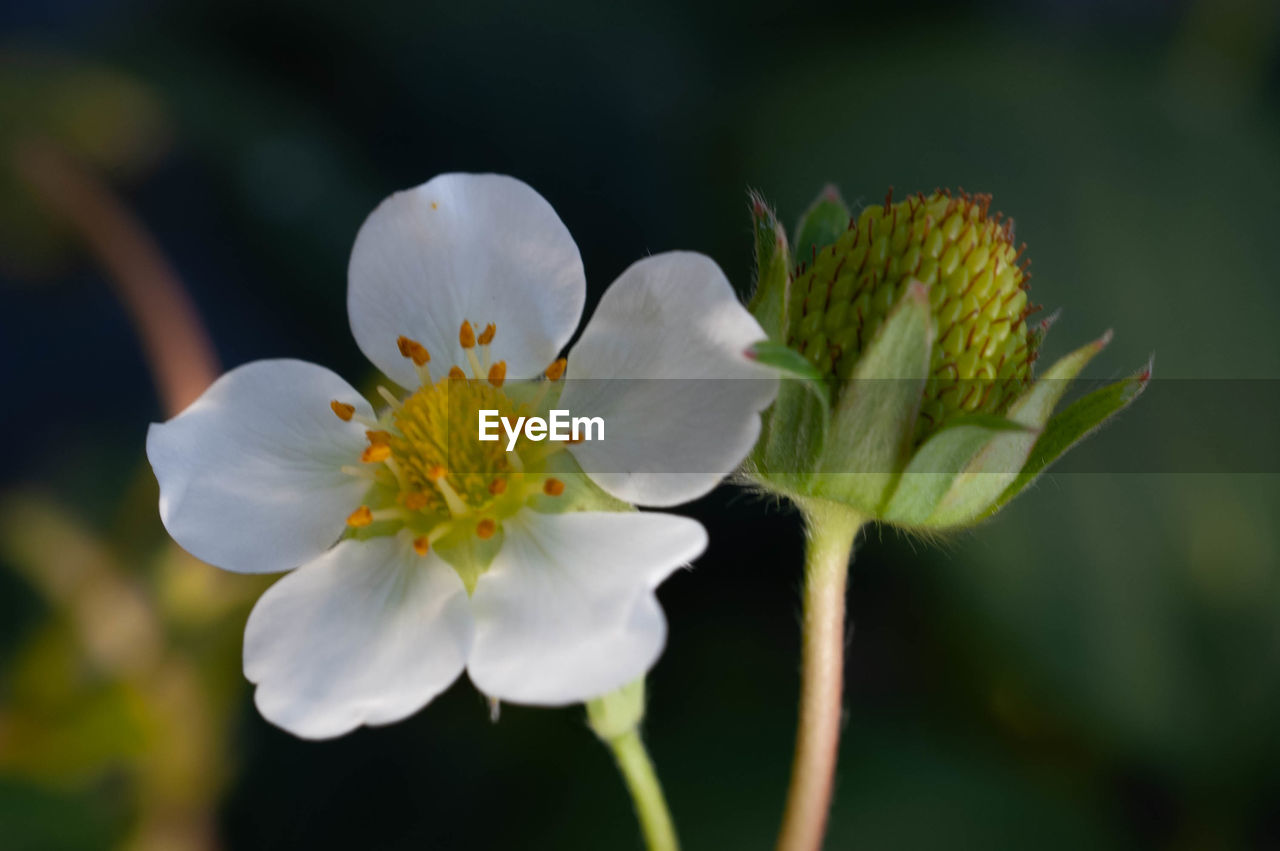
[788,191,1035,442]
[745,186,1149,529]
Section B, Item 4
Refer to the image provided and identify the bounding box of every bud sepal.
[744,185,1150,530]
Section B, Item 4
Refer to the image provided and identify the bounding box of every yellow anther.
[488,478,507,495]
[476,518,497,539]
[397,335,431,366]
[412,535,431,556]
[365,429,392,446]
[488,360,507,388]
[426,464,447,481]
[448,365,467,381]
[545,358,567,381]
[478,323,496,346]
[346,506,373,527]
[460,320,476,349]
[331,400,355,421]
[361,443,392,463]
[543,478,565,497]
[403,492,429,511]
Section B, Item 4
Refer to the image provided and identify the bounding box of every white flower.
[147,173,777,739]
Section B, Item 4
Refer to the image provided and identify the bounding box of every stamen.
[543,478,565,496]
[459,321,476,349]
[365,429,392,445]
[397,336,434,385]
[488,360,507,388]
[341,465,381,480]
[507,449,524,473]
[531,358,568,411]
[466,348,485,380]
[396,336,431,366]
[478,323,496,369]
[413,535,431,556]
[346,506,373,527]
[448,365,466,381]
[476,518,497,539]
[361,443,391,463]
[488,478,507,495]
[403,491,429,511]
[368,507,406,523]
[382,456,407,489]
[427,466,469,516]
[330,400,355,421]
[377,386,403,411]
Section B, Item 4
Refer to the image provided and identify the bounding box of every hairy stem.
[776,499,864,851]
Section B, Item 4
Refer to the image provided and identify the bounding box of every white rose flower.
[147,173,776,739]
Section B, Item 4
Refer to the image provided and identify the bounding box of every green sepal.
[746,191,791,341]
[927,330,1113,527]
[746,340,833,496]
[808,281,934,513]
[526,450,632,515]
[792,184,850,268]
[881,414,1035,526]
[746,340,830,409]
[586,678,646,741]
[1028,308,1060,353]
[433,522,504,594]
[984,358,1152,517]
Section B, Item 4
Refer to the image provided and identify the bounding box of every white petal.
[560,252,778,506]
[244,536,473,739]
[146,359,373,574]
[347,173,586,387]
[467,510,706,705]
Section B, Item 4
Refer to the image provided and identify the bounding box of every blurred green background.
[2,0,1278,848]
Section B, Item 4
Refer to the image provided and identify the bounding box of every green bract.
[745,186,1149,529]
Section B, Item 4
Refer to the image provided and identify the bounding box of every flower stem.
[587,680,679,851]
[12,142,219,416]
[606,726,679,851]
[776,499,865,851]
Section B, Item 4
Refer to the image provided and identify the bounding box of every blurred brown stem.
[14,141,218,415]
[776,500,863,851]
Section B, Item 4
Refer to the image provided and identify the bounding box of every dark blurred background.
[2,0,1278,848]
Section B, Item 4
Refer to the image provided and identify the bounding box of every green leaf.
[746,191,791,341]
[792,184,850,267]
[809,281,934,513]
[985,360,1151,516]
[927,330,1113,527]
[882,414,1035,525]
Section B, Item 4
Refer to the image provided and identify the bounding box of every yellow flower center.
[389,375,522,515]
[331,321,569,561]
